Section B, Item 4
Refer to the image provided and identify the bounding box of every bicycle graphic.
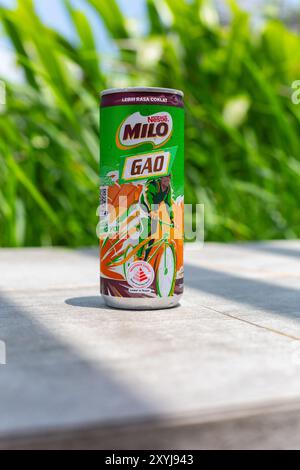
[104,203,177,297]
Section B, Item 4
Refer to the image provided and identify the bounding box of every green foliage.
[0,0,300,246]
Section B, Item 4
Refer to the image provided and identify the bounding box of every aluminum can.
[99,87,184,309]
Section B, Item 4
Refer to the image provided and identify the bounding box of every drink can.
[99,87,184,309]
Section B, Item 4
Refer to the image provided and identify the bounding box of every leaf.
[146,0,166,34]
[86,0,129,39]
[5,154,60,227]
[0,11,39,89]
[64,0,103,84]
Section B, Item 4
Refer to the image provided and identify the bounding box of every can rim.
[100,87,184,98]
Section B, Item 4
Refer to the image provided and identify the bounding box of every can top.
[100,87,184,98]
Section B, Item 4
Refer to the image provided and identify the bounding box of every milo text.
[116,112,173,149]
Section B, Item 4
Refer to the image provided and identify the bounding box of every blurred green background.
[0,0,300,247]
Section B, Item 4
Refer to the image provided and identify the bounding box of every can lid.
[100,87,184,98]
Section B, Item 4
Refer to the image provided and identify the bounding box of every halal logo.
[116,112,173,150]
[126,261,154,289]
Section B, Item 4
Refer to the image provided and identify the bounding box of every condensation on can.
[99,87,184,310]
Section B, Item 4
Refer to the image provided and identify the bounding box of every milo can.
[99,87,184,310]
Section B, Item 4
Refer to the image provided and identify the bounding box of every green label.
[100,104,184,198]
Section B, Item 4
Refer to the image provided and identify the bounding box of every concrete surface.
[0,241,300,449]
